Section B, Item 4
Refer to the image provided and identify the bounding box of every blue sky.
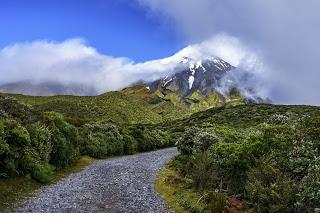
[0,0,184,62]
[1,0,320,104]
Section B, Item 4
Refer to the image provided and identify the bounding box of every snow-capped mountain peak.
[149,55,235,98]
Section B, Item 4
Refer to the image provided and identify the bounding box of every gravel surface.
[13,147,178,213]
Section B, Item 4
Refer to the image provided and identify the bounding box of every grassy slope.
[161,103,320,130]
[5,84,247,125]
[6,85,187,124]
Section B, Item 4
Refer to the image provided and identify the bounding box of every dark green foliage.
[194,131,220,152]
[188,151,216,190]
[27,122,52,163]
[161,104,320,130]
[31,163,55,183]
[176,128,198,155]
[80,121,124,158]
[171,107,320,212]
[129,125,172,152]
[122,129,138,155]
[43,112,80,169]
[0,95,175,183]
[204,192,226,213]
[245,159,296,213]
[290,116,320,211]
[0,119,31,176]
[0,97,82,182]
[0,118,55,183]
[296,159,320,211]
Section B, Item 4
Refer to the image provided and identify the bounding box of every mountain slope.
[148,56,246,111]
[5,85,186,124]
[150,57,233,96]
[0,81,97,96]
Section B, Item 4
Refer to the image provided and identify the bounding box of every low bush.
[31,163,55,183]
[245,159,296,212]
[0,119,31,176]
[0,96,175,184]
[80,121,123,158]
[0,98,83,182]
[129,125,172,152]
[172,113,320,212]
[122,129,138,155]
[44,112,80,169]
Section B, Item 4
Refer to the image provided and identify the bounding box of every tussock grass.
[156,161,206,213]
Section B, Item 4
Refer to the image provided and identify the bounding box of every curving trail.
[13,148,178,213]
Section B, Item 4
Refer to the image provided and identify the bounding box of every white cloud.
[0,35,264,97]
[137,0,320,105]
[0,38,184,94]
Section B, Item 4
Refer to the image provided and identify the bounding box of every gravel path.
[13,147,178,213]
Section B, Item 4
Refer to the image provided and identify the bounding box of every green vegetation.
[2,84,320,212]
[0,93,174,210]
[158,104,320,212]
[155,86,245,113]
[8,85,186,124]
[156,162,234,213]
[0,95,174,182]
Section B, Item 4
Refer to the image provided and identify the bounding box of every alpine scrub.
[0,96,174,184]
[169,111,320,212]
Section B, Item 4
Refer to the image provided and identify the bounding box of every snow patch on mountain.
[188,76,195,89]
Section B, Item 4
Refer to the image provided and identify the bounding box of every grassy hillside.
[156,104,320,212]
[6,85,187,125]
[3,84,247,125]
[160,104,320,129]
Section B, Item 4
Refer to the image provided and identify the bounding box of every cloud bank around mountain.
[0,35,261,95]
[138,0,320,105]
[0,38,178,94]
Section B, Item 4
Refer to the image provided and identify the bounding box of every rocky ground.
[13,147,178,213]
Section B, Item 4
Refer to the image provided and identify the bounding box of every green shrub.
[122,131,138,154]
[81,121,123,158]
[31,163,55,183]
[176,128,198,155]
[129,125,154,152]
[295,157,320,212]
[83,132,109,158]
[27,122,52,163]
[0,109,8,119]
[188,151,217,190]
[127,125,172,152]
[0,96,38,124]
[173,113,315,211]
[245,159,296,212]
[0,119,31,176]
[44,112,80,169]
[266,114,290,125]
[194,131,220,152]
[204,192,226,213]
